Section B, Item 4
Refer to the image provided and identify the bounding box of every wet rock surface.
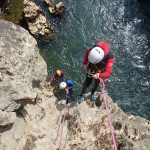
[43,0,66,16]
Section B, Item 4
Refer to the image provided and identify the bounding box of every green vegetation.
[0,0,24,25]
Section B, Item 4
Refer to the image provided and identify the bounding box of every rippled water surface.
[35,0,150,120]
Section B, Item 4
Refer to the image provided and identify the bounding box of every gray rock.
[23,1,54,41]
[0,19,47,116]
[54,2,66,16]
[0,110,16,126]
[0,72,2,81]
[0,19,150,150]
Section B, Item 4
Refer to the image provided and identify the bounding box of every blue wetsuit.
[66,80,75,104]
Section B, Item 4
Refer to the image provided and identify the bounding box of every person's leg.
[81,77,93,94]
[78,77,93,103]
[69,89,75,100]
[91,79,100,101]
[66,92,70,104]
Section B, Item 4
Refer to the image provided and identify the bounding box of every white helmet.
[59,82,67,89]
[88,47,104,64]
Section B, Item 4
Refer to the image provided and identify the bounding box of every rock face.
[43,0,66,16]
[23,1,54,41]
[0,19,150,150]
[66,93,150,150]
[0,19,47,125]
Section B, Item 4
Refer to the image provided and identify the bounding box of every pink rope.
[59,92,68,150]
[100,78,117,150]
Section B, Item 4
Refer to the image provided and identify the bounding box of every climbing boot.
[91,93,96,101]
[71,94,75,101]
[66,96,70,104]
[77,94,83,104]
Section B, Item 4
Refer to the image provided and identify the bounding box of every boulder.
[49,2,66,16]
[43,0,66,16]
[23,1,54,41]
[0,110,16,126]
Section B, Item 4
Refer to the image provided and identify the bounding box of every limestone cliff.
[0,19,150,150]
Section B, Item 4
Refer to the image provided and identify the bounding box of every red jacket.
[49,70,65,83]
[84,42,114,78]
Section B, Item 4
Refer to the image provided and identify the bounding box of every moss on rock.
[0,0,24,25]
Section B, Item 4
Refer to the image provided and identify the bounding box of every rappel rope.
[99,78,117,150]
[59,91,68,150]
[59,69,117,149]
[82,68,117,149]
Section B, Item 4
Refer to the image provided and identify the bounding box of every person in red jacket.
[48,70,66,86]
[78,41,114,103]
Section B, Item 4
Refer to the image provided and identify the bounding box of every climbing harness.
[99,78,117,150]
[80,68,95,84]
[59,91,68,150]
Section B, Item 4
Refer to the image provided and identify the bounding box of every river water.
[34,0,150,120]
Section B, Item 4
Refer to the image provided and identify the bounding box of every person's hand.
[48,82,51,86]
[93,73,100,79]
[48,82,51,89]
[83,64,87,71]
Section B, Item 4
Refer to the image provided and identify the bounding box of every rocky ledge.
[0,19,150,150]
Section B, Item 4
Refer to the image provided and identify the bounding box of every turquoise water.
[35,0,150,120]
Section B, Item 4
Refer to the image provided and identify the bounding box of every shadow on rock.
[0,123,13,133]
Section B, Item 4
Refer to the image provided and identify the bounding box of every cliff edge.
[0,19,150,150]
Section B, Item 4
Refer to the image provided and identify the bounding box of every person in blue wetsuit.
[59,79,75,104]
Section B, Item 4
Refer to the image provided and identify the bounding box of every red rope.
[83,69,117,149]
[59,92,68,150]
[99,78,117,150]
